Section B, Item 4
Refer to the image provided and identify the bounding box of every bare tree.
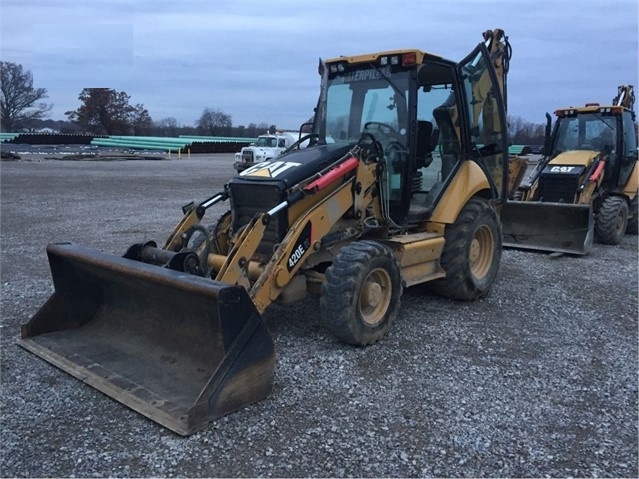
[234,124,246,137]
[154,117,180,137]
[0,61,51,132]
[508,115,545,145]
[66,88,151,135]
[130,104,153,136]
[246,123,259,138]
[196,107,232,136]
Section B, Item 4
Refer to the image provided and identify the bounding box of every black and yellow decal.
[240,161,301,178]
[287,221,312,272]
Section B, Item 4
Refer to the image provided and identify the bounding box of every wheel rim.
[614,207,627,236]
[359,268,392,326]
[469,225,494,280]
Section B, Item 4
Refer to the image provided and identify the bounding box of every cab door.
[458,42,509,202]
[618,110,638,188]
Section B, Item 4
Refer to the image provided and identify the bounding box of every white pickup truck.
[233,131,303,173]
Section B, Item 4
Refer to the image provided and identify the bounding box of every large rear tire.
[625,194,638,235]
[595,196,628,244]
[320,241,402,346]
[431,197,501,300]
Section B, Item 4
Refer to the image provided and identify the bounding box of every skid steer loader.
[19,29,512,435]
[502,85,638,255]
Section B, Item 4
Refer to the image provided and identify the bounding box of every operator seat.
[407,121,442,225]
[594,129,615,153]
[433,106,460,180]
[415,120,440,169]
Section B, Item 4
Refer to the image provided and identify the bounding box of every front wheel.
[595,196,628,244]
[431,198,502,300]
[625,193,638,235]
[320,241,402,346]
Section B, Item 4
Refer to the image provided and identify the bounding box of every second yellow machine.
[502,85,638,254]
[20,30,512,435]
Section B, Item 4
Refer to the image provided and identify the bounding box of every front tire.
[431,197,501,300]
[625,193,638,235]
[320,241,402,346]
[595,196,628,244]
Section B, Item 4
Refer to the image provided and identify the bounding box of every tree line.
[1,61,278,138]
[2,60,545,144]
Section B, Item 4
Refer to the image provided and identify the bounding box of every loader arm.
[163,207,200,251]
[200,153,380,315]
[250,178,357,314]
[215,213,269,290]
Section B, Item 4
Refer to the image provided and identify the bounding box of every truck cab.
[234,132,300,172]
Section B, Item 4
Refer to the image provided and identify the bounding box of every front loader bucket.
[501,202,594,255]
[18,243,276,436]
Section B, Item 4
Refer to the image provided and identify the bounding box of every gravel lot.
[1,154,637,478]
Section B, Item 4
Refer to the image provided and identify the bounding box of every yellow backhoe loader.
[502,85,638,255]
[19,29,512,435]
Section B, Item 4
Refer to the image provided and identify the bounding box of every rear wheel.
[431,197,501,300]
[625,193,638,235]
[595,196,628,244]
[320,241,402,346]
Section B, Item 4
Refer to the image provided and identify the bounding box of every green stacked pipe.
[91,135,255,153]
[91,136,191,151]
[179,135,257,143]
[1,133,22,142]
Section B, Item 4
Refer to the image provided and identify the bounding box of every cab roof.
[554,104,628,117]
[325,49,443,65]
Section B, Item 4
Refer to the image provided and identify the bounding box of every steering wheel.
[364,121,397,136]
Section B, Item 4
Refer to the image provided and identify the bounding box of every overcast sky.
[2,0,637,130]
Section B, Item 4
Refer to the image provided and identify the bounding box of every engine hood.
[235,143,354,188]
[549,150,599,167]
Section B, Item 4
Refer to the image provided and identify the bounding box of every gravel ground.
[1,154,637,478]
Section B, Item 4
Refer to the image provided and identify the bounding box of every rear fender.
[429,161,491,225]
[622,161,639,199]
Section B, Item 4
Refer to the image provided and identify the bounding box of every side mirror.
[542,112,552,156]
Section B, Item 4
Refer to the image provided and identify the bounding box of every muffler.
[501,201,594,255]
[18,243,276,435]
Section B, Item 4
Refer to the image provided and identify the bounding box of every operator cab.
[315,45,508,227]
[551,106,638,187]
[552,110,617,156]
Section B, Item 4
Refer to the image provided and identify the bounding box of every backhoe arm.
[613,85,635,110]
[471,29,511,138]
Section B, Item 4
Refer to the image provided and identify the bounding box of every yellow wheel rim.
[359,268,392,326]
[469,225,494,280]
[615,209,627,235]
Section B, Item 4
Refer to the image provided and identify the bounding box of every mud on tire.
[625,193,638,235]
[320,240,402,346]
[431,197,501,301]
[595,196,628,245]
